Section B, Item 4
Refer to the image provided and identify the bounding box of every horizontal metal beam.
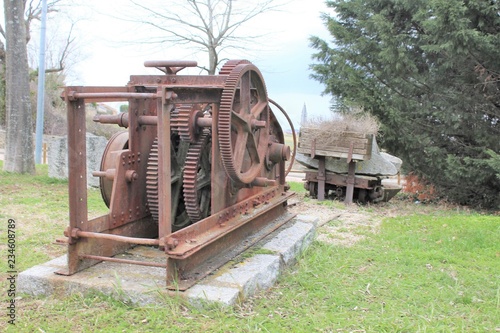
[165,187,295,259]
[79,254,166,268]
[69,92,157,101]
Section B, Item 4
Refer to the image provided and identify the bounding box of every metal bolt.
[166,238,179,250]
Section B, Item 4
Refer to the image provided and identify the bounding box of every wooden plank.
[299,130,371,149]
[297,146,370,156]
[298,129,373,160]
[299,136,369,150]
[300,129,369,139]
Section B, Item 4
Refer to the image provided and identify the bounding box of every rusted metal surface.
[165,188,294,259]
[168,206,296,291]
[59,59,296,288]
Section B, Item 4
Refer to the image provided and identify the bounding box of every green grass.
[0,161,107,272]
[1,162,499,332]
[284,132,296,150]
[288,180,306,193]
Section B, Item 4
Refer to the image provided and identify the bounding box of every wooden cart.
[297,129,374,203]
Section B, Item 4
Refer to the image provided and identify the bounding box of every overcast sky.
[5,0,335,130]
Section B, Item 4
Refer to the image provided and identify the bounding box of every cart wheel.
[358,189,368,203]
[308,182,318,198]
[335,187,344,199]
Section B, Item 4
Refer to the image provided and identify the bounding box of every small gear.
[177,104,205,143]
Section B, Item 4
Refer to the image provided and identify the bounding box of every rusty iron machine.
[57,60,296,290]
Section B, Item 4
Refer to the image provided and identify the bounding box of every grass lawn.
[0,161,499,332]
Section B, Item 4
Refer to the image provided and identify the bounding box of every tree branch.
[45,22,76,73]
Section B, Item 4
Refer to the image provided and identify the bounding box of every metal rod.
[72,92,157,100]
[196,117,212,127]
[93,114,129,127]
[79,255,167,268]
[75,230,160,246]
[138,115,158,125]
[34,0,48,164]
[144,60,197,68]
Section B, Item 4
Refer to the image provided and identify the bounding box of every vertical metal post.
[157,89,177,285]
[65,88,88,274]
[35,0,48,164]
[157,89,173,240]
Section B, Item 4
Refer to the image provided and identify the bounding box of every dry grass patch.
[303,113,380,146]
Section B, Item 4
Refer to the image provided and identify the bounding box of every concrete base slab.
[18,215,318,307]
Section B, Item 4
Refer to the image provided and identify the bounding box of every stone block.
[48,133,107,187]
[186,285,241,307]
[262,220,316,266]
[215,254,281,297]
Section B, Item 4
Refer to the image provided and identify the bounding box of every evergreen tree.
[310,0,500,209]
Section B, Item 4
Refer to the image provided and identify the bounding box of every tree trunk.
[0,40,5,128]
[208,46,217,75]
[3,0,35,174]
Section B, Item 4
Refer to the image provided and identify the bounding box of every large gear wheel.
[219,59,251,75]
[146,135,192,231]
[218,62,270,185]
[146,138,161,221]
[183,130,212,222]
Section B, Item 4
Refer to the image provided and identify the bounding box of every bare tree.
[126,0,283,74]
[24,0,63,43]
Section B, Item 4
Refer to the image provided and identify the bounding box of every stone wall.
[48,133,108,187]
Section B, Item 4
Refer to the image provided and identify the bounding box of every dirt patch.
[288,200,341,226]
[317,211,380,247]
[289,199,383,247]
